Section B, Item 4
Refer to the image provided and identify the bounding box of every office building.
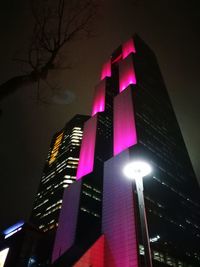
[30,114,89,233]
[51,35,200,267]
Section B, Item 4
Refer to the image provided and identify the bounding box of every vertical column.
[119,54,136,92]
[122,38,136,59]
[113,86,137,156]
[52,180,82,263]
[76,116,97,179]
[91,80,106,116]
[101,59,111,80]
[102,150,139,267]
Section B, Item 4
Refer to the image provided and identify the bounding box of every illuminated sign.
[4,227,22,239]
[3,221,24,239]
[0,248,9,267]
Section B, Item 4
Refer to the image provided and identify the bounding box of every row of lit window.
[39,222,58,232]
[82,190,101,201]
[48,126,82,164]
[37,174,76,201]
[43,223,58,232]
[39,219,56,231]
[42,157,78,186]
[33,199,49,210]
[139,245,192,267]
[148,208,187,231]
[83,183,101,194]
[49,132,64,165]
[34,180,67,210]
[153,175,200,211]
[41,171,55,183]
[137,110,178,150]
[148,203,200,238]
[80,207,100,218]
[46,200,62,211]
[40,205,62,219]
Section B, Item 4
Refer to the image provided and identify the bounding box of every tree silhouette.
[0,0,98,101]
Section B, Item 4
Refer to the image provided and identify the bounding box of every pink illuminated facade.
[102,150,139,267]
[73,236,105,267]
[119,54,137,92]
[32,35,200,267]
[100,59,111,80]
[76,116,97,179]
[113,86,137,156]
[122,38,136,59]
[52,36,142,267]
[91,80,106,116]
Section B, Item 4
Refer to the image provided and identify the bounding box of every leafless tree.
[0,0,98,101]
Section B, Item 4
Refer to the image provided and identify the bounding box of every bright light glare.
[150,235,160,243]
[123,161,152,179]
[0,248,9,267]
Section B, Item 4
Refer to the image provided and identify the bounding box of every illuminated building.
[30,114,89,233]
[51,35,200,267]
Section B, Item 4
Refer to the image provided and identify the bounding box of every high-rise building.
[51,35,200,267]
[30,114,89,233]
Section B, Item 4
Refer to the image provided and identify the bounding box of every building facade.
[30,114,89,233]
[51,35,200,267]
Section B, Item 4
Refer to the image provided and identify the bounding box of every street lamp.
[123,160,153,267]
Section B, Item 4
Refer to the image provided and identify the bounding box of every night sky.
[0,0,200,231]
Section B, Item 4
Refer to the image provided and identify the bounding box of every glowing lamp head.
[123,160,152,179]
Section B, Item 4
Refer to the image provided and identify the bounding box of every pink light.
[111,54,122,64]
[76,116,97,179]
[101,59,111,80]
[73,235,104,267]
[119,54,136,92]
[122,38,136,59]
[91,80,106,116]
[113,86,137,156]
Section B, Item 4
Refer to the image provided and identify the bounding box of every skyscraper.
[51,35,200,267]
[30,114,89,233]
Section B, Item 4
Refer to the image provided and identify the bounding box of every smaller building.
[0,221,51,267]
[30,114,89,233]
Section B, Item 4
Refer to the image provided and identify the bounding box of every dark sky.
[0,0,200,231]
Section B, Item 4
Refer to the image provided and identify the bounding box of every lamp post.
[123,160,153,267]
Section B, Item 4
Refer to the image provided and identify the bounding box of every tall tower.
[30,114,89,233]
[52,35,200,267]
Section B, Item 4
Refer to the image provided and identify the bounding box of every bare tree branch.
[0,0,99,102]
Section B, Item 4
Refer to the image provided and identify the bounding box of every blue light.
[3,221,24,235]
[28,256,37,267]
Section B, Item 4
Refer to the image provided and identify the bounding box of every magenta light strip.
[114,86,137,156]
[100,59,111,80]
[76,116,97,179]
[122,38,136,59]
[119,54,136,92]
[91,80,106,116]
